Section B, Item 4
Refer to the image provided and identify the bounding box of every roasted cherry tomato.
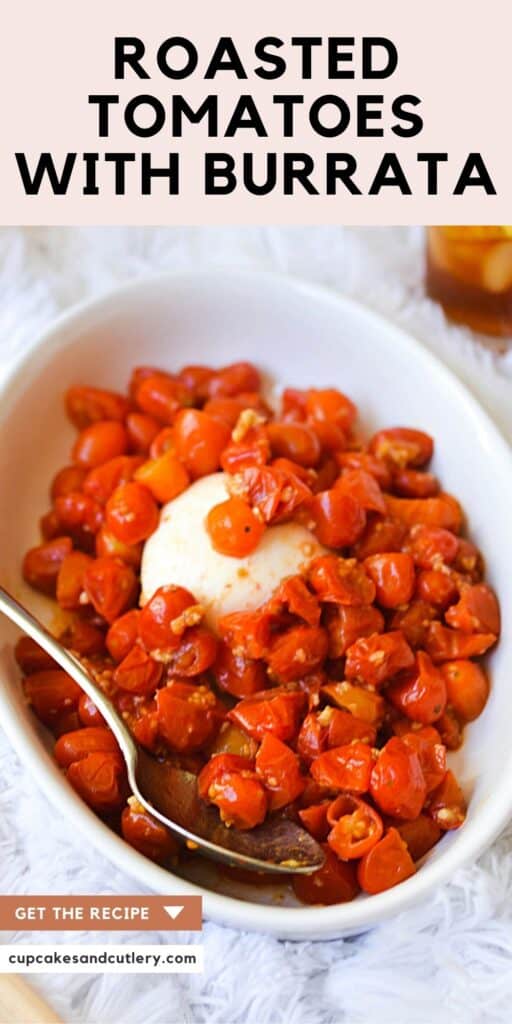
[267,576,320,627]
[425,622,496,662]
[353,517,407,560]
[198,753,254,799]
[206,497,265,557]
[401,727,446,793]
[426,770,466,830]
[65,386,130,429]
[345,631,414,688]
[125,413,160,454]
[326,604,384,658]
[58,617,106,657]
[357,827,416,894]
[67,751,126,813]
[178,364,215,401]
[445,583,500,635]
[156,682,220,752]
[436,708,463,751]
[206,362,261,399]
[166,626,218,677]
[337,451,391,489]
[15,636,58,675]
[22,537,73,595]
[78,692,106,728]
[403,524,459,569]
[106,482,159,545]
[363,552,415,609]
[134,452,190,504]
[113,645,163,696]
[135,373,192,423]
[311,742,374,794]
[165,407,225,478]
[83,557,138,624]
[297,712,328,763]
[323,707,377,748]
[198,754,267,829]
[335,469,386,514]
[214,641,268,698]
[255,733,305,810]
[390,600,437,649]
[392,468,439,498]
[292,844,359,905]
[415,569,458,610]
[121,802,179,863]
[267,626,328,683]
[233,464,311,524]
[53,492,104,539]
[139,585,198,652]
[106,608,141,663]
[327,793,383,860]
[369,427,433,468]
[308,555,375,606]
[386,651,447,724]
[56,551,93,610]
[440,660,489,722]
[370,737,426,820]
[322,681,385,726]
[395,814,441,861]
[95,527,142,569]
[385,494,462,534]
[50,465,88,500]
[72,420,129,468]
[298,802,331,842]
[55,727,120,768]
[305,388,357,432]
[266,421,321,468]
[311,490,366,548]
[228,687,307,742]
[24,670,81,726]
[218,610,273,660]
[83,455,144,506]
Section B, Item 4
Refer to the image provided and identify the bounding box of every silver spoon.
[0,586,324,875]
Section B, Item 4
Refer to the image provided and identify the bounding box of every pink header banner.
[1,0,509,224]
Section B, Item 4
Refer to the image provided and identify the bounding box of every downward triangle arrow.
[164,905,184,920]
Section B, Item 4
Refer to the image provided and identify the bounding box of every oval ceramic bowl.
[0,269,511,941]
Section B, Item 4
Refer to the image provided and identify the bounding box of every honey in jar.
[426,227,512,338]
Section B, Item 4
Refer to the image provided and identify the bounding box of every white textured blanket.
[1,226,511,1024]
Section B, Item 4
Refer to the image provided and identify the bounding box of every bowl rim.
[1,265,511,940]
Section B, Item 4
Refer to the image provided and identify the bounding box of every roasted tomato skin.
[267,626,328,683]
[121,804,179,863]
[357,827,416,894]
[292,845,359,905]
[327,793,383,860]
[156,683,221,753]
[311,490,366,548]
[440,660,489,722]
[345,631,414,688]
[255,734,305,810]
[370,737,427,820]
[228,687,307,743]
[386,651,447,724]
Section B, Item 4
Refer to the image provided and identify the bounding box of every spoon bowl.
[0,586,324,875]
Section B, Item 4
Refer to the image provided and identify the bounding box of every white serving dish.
[0,269,510,940]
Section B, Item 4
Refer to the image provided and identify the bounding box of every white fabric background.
[0,226,511,1024]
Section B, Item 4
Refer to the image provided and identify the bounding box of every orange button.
[0,896,202,931]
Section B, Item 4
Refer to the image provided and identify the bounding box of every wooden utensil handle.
[0,974,62,1023]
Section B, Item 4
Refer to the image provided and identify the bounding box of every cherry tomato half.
[327,793,383,860]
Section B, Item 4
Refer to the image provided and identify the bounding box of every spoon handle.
[0,975,63,1024]
[0,586,137,764]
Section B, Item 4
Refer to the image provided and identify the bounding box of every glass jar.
[426,227,512,338]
